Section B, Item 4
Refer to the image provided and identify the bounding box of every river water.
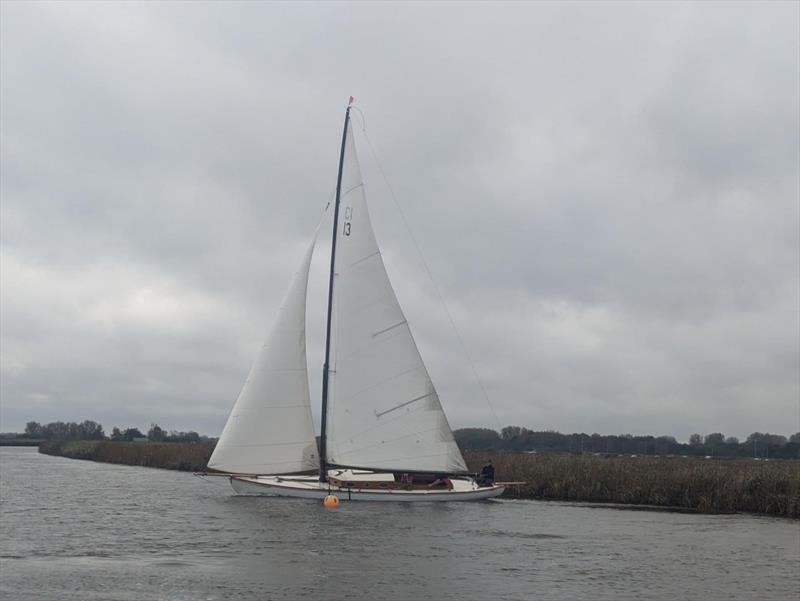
[1,447,797,600]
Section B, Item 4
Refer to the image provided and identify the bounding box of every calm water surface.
[1,447,798,600]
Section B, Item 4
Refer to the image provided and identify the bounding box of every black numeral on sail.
[343,207,353,236]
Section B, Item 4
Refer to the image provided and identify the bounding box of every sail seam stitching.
[342,183,364,196]
[372,320,407,338]
[374,392,435,418]
[349,250,381,267]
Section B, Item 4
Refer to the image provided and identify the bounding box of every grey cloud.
[1,1,797,441]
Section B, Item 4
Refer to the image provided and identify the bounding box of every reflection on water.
[1,447,798,600]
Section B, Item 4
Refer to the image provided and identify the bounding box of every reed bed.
[38,442,799,516]
[39,440,213,472]
[465,451,800,517]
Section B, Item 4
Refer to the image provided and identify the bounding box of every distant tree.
[111,427,124,441]
[122,427,144,441]
[80,420,105,440]
[454,428,501,450]
[45,421,69,439]
[147,423,166,442]
[767,434,788,446]
[24,421,43,438]
[655,436,678,455]
[167,430,201,443]
[790,433,800,444]
[784,442,800,459]
[689,434,703,446]
[23,420,104,440]
[501,426,523,441]
[746,432,788,447]
[724,436,739,445]
[704,433,725,446]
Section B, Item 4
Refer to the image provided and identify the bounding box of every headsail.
[209,237,318,475]
[325,122,467,474]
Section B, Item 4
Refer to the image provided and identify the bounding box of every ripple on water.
[465,528,567,539]
[1,447,798,601]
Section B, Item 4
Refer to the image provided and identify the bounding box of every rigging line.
[351,106,366,133]
[195,474,226,486]
[323,186,336,213]
[308,186,335,247]
[357,123,504,433]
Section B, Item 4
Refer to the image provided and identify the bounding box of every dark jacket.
[480,463,495,481]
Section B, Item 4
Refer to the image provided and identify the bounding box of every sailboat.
[206,103,504,502]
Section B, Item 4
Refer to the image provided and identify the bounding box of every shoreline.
[38,439,213,472]
[35,441,800,517]
[470,451,799,518]
[0,439,42,446]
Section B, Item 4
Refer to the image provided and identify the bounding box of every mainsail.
[325,122,467,474]
[208,238,318,475]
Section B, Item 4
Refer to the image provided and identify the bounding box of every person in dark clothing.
[478,460,495,486]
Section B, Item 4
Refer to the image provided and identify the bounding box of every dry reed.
[465,451,800,517]
[38,442,799,516]
[39,440,213,472]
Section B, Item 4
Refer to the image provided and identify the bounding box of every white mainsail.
[208,238,318,475]
[325,122,467,474]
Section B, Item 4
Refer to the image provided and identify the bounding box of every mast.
[319,103,351,481]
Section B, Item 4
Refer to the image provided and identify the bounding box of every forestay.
[326,122,467,474]
[208,238,319,475]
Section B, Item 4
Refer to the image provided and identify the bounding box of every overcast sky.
[1,1,798,441]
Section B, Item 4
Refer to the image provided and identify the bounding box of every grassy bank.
[39,440,213,472]
[464,451,800,517]
[0,438,43,446]
[38,442,800,516]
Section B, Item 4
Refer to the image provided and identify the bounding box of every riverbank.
[39,440,213,472]
[38,441,799,517]
[464,451,800,517]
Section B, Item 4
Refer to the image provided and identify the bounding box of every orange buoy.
[323,494,340,508]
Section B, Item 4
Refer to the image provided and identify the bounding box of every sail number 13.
[343,206,353,237]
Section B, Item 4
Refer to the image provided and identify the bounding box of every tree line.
[17,420,800,459]
[454,426,800,459]
[22,420,105,441]
[22,420,211,444]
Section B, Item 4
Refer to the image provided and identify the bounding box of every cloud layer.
[2,2,798,440]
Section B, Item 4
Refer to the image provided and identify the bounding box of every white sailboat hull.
[229,475,505,502]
